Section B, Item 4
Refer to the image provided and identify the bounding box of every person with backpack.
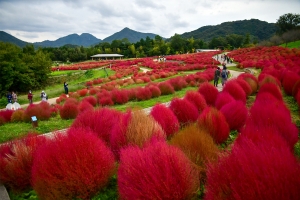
[41,91,47,101]
[28,90,33,104]
[221,64,229,86]
[214,67,221,87]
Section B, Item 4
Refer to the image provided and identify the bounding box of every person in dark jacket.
[214,67,221,87]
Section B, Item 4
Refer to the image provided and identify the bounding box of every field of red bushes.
[1,48,300,199]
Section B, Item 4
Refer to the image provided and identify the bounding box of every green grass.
[280,40,300,48]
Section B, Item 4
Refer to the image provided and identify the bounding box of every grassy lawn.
[280,40,300,48]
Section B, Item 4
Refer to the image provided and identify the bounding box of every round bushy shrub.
[220,100,248,131]
[184,91,207,114]
[82,96,97,106]
[148,85,161,98]
[282,70,300,96]
[170,124,219,177]
[215,91,235,110]
[198,82,219,106]
[111,89,129,104]
[32,129,116,200]
[222,79,246,103]
[11,109,24,122]
[150,103,180,138]
[205,137,300,200]
[118,141,200,200]
[236,78,252,97]
[169,98,199,126]
[59,102,79,119]
[257,83,283,101]
[197,107,230,144]
[158,82,175,95]
[136,87,152,101]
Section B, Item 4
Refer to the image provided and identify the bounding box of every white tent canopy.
[90,54,124,60]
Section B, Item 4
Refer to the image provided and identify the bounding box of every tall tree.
[276,13,300,34]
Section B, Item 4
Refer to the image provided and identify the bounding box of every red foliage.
[77,88,89,97]
[220,100,248,131]
[238,73,258,94]
[0,134,47,192]
[78,100,94,113]
[222,79,246,103]
[59,101,79,119]
[148,85,161,98]
[136,87,152,101]
[81,96,97,106]
[246,100,298,149]
[215,91,235,110]
[205,137,300,200]
[118,141,200,200]
[0,110,14,122]
[257,83,283,101]
[32,129,115,200]
[184,90,207,114]
[158,81,175,95]
[99,96,114,106]
[89,87,100,95]
[169,98,199,126]
[168,77,188,91]
[23,103,51,122]
[197,107,230,144]
[150,103,180,138]
[111,89,129,104]
[71,107,122,144]
[282,70,300,95]
[197,82,219,106]
[236,78,252,97]
[258,74,281,88]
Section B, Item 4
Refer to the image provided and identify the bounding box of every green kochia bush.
[32,128,116,200]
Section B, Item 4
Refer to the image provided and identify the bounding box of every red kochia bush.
[81,96,97,106]
[111,89,129,104]
[158,81,175,95]
[150,103,180,138]
[148,85,161,98]
[78,100,94,113]
[169,98,199,126]
[0,110,14,122]
[214,91,235,110]
[198,82,219,106]
[59,101,79,119]
[0,134,47,192]
[32,129,115,200]
[257,83,283,101]
[204,137,300,200]
[23,103,51,122]
[136,87,152,101]
[222,79,246,103]
[197,107,230,144]
[236,78,252,97]
[11,109,24,122]
[282,71,300,96]
[118,141,200,200]
[71,108,122,144]
[184,91,207,114]
[220,100,248,131]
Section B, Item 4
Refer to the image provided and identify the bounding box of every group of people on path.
[6,91,17,103]
[214,63,229,87]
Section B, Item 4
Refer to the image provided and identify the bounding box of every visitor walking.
[221,64,229,86]
[214,67,221,87]
[6,92,12,103]
[41,91,47,101]
[12,91,17,103]
[28,90,33,104]
[64,82,69,95]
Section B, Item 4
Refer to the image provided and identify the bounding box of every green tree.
[276,13,300,34]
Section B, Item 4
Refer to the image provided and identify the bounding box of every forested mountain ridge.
[34,33,102,47]
[102,27,158,43]
[180,19,277,42]
[0,31,30,48]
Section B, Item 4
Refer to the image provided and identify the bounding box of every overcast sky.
[0,0,299,43]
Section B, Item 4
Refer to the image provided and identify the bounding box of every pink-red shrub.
[246,100,298,149]
[32,129,116,200]
[77,88,88,97]
[198,82,218,106]
[168,77,188,91]
[110,89,129,104]
[197,107,230,144]
[184,91,207,114]
[220,100,248,131]
[99,96,114,107]
[78,100,94,113]
[23,103,51,122]
[222,79,246,103]
[169,98,199,126]
[118,141,200,200]
[71,107,122,144]
[258,74,281,88]
[150,103,180,138]
[282,70,300,96]
[148,85,161,98]
[82,96,97,106]
[215,91,235,110]
[0,110,14,122]
[59,102,79,119]
[236,78,252,97]
[158,82,175,95]
[136,87,152,101]
[238,73,258,94]
[257,83,283,101]
[0,134,47,192]
[204,137,300,200]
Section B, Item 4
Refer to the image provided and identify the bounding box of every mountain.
[0,31,31,48]
[179,19,277,42]
[34,33,102,47]
[102,27,158,43]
